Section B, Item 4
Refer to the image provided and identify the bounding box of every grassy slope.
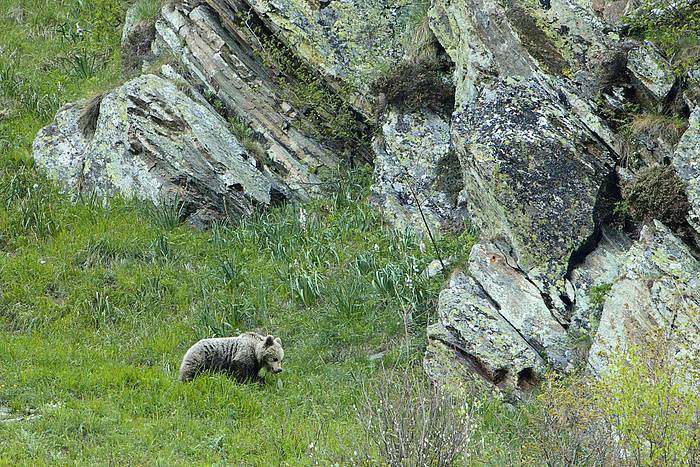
[0,169,466,464]
[0,1,520,464]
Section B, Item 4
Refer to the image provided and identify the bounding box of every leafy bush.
[589,283,612,305]
[527,326,700,466]
[523,372,621,466]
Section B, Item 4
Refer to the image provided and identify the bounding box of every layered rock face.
[33,0,700,395]
[154,1,343,199]
[35,0,418,224]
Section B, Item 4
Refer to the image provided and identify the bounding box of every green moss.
[590,283,613,305]
[622,164,691,229]
[237,9,374,162]
[503,1,568,76]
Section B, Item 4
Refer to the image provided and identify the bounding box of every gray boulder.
[452,79,615,315]
[426,240,575,396]
[33,74,273,225]
[425,270,545,396]
[627,44,676,108]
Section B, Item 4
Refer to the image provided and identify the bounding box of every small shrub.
[371,57,455,115]
[401,0,435,60]
[220,259,237,285]
[196,301,235,338]
[596,330,700,465]
[84,290,121,328]
[228,116,269,166]
[59,50,105,79]
[623,112,688,145]
[621,164,690,228]
[132,0,164,23]
[360,368,475,466]
[624,0,700,74]
[329,280,365,319]
[529,325,700,466]
[291,270,322,307]
[522,372,622,466]
[150,233,170,260]
[372,263,402,298]
[0,169,64,241]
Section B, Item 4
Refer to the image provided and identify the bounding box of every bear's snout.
[273,367,283,374]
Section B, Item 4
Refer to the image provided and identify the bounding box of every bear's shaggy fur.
[179,332,284,383]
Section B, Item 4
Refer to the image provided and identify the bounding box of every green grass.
[0,159,487,463]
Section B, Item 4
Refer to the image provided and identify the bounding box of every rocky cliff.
[33,0,700,396]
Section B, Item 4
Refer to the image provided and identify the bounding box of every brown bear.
[179,332,284,383]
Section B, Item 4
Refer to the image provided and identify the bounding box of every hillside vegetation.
[2,0,700,465]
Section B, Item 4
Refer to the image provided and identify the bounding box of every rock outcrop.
[588,221,700,374]
[422,0,699,394]
[31,0,700,396]
[154,2,342,200]
[672,108,700,234]
[34,74,273,226]
[238,0,414,115]
[425,270,546,396]
[452,80,615,311]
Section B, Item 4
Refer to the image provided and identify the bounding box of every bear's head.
[259,335,284,374]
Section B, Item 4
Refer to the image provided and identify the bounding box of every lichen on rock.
[371,107,465,237]
[33,74,274,226]
[588,221,700,375]
[452,78,615,315]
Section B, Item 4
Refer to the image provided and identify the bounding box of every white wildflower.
[299,207,307,228]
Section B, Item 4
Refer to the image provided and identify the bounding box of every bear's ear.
[274,337,282,346]
[264,335,274,347]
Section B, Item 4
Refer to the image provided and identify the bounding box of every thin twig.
[404,179,446,273]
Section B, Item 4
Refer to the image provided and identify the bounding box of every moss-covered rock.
[672,108,700,234]
[452,79,615,315]
[238,0,416,115]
